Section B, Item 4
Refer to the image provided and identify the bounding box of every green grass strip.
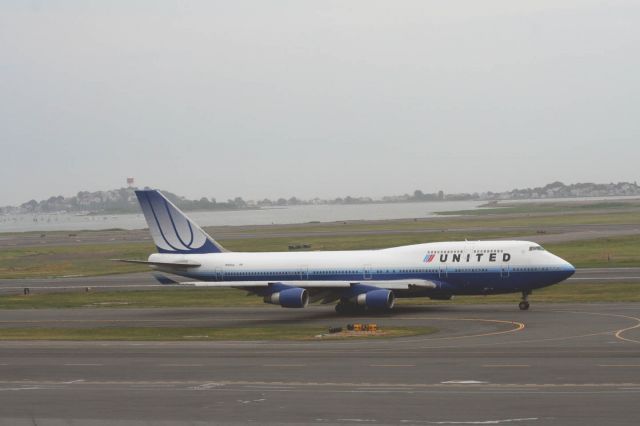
[0,326,436,341]
[398,281,640,304]
[0,280,638,310]
[2,232,640,279]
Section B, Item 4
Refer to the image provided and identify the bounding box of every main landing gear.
[519,290,531,311]
[335,299,366,315]
[335,302,359,315]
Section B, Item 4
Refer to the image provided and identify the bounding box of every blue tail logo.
[135,190,226,254]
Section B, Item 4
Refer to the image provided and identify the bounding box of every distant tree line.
[2,181,639,215]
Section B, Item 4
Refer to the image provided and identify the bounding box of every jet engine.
[352,289,395,310]
[264,287,309,308]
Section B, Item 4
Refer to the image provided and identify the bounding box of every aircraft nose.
[562,261,576,279]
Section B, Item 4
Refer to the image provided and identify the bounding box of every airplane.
[119,189,576,313]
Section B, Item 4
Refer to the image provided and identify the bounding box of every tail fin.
[135,190,227,254]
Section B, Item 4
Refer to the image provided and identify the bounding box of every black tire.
[519,301,530,310]
[335,303,350,314]
[335,302,364,315]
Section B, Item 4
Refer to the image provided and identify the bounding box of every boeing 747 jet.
[122,190,575,313]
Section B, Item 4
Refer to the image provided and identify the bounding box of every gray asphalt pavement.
[0,303,639,425]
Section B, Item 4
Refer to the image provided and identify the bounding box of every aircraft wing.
[173,279,438,307]
[175,279,437,290]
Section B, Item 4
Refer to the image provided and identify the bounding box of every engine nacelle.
[264,287,309,308]
[353,289,395,310]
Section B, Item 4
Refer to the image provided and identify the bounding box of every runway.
[0,303,639,425]
[1,266,639,295]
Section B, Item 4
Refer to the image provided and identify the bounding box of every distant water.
[0,200,484,233]
[3,195,636,233]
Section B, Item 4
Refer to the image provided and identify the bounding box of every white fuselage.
[149,240,575,296]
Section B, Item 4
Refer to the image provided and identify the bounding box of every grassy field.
[0,231,528,279]
[0,288,262,309]
[0,242,154,278]
[0,326,437,341]
[206,210,639,235]
[400,282,640,304]
[545,235,640,268]
[1,201,638,279]
[222,230,531,252]
[0,280,638,310]
[437,200,640,216]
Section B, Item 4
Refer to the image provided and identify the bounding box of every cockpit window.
[529,245,545,251]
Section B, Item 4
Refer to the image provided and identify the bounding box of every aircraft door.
[299,266,308,280]
[363,265,372,280]
[500,264,510,278]
[439,265,448,278]
[215,267,224,281]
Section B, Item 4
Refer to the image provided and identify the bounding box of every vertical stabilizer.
[135,190,227,254]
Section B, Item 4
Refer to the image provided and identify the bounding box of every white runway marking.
[400,418,539,424]
[598,364,640,367]
[63,363,103,366]
[0,386,45,392]
[237,398,266,404]
[262,364,306,367]
[159,364,203,367]
[483,365,530,368]
[441,380,488,384]
[570,277,640,280]
[370,364,415,367]
[246,385,294,390]
[357,387,418,391]
[574,268,640,272]
[190,382,223,390]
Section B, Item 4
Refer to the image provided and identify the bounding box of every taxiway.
[0,303,639,425]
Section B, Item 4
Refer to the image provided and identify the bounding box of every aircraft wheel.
[335,303,349,314]
[519,301,530,311]
[335,302,363,315]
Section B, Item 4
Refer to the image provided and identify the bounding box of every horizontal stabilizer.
[152,273,179,285]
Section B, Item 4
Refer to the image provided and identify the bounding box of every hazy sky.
[1,1,639,205]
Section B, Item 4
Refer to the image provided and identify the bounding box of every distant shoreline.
[4,181,640,217]
[1,195,639,234]
[3,193,640,217]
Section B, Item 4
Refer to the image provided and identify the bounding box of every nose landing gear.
[519,290,531,310]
